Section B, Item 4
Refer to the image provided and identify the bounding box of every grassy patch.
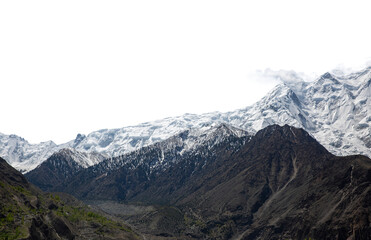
[1,183,136,239]
[56,205,132,233]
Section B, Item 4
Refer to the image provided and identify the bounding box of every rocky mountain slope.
[0,133,106,173]
[175,125,371,239]
[26,123,251,193]
[25,148,106,191]
[2,66,370,172]
[27,125,371,239]
[0,156,140,240]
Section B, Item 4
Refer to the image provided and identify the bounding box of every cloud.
[251,57,371,85]
[331,58,371,77]
[249,69,316,86]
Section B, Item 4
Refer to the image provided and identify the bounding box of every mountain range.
[1,66,371,239]
[25,124,371,239]
[1,67,370,173]
[26,123,251,194]
[1,67,371,173]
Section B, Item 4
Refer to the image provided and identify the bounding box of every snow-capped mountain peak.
[0,133,59,173]
[51,148,107,168]
[1,67,370,172]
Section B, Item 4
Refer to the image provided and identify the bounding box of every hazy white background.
[1,0,370,144]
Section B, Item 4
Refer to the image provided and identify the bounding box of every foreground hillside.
[0,157,140,240]
[26,125,371,239]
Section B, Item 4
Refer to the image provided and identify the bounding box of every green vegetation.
[55,205,132,233]
[1,179,135,240]
[0,181,34,240]
[50,193,61,202]
[183,213,207,232]
[0,202,29,240]
[0,226,24,240]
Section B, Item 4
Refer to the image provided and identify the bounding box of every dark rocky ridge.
[65,126,249,202]
[26,124,251,199]
[25,149,83,191]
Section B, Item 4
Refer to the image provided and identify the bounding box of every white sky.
[1,0,371,144]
